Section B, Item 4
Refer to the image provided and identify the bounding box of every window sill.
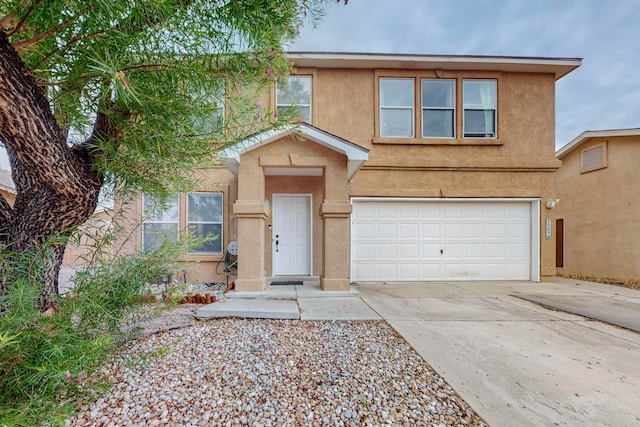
[372,137,504,146]
[182,254,224,262]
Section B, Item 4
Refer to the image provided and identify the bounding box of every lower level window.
[187,193,223,254]
[142,192,223,254]
[142,194,179,251]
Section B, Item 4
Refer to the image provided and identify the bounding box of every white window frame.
[379,77,415,138]
[276,76,312,123]
[421,79,456,138]
[186,192,224,255]
[142,194,179,251]
[463,79,497,139]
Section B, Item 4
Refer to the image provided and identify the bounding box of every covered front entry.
[223,123,368,291]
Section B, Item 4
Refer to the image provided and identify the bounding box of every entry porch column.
[233,200,268,291]
[320,200,352,291]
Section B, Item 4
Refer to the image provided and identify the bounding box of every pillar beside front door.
[233,200,269,291]
[320,200,352,291]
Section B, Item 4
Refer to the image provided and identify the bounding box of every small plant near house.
[0,236,189,426]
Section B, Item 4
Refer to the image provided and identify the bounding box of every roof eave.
[287,52,582,80]
[222,123,369,181]
[556,127,640,158]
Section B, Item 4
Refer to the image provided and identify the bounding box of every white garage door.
[351,200,535,281]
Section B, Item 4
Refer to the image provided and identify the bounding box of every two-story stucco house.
[555,128,640,283]
[120,52,581,291]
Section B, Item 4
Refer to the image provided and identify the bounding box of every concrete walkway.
[196,279,381,321]
[196,278,640,426]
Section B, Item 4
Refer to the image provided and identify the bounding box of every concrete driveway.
[355,278,640,427]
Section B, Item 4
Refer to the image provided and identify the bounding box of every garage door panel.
[465,243,484,257]
[399,243,419,258]
[464,222,485,238]
[399,222,419,238]
[443,204,464,218]
[421,264,441,277]
[443,223,463,238]
[507,222,529,238]
[377,263,398,280]
[398,263,419,280]
[377,243,397,259]
[487,243,506,258]
[352,201,532,281]
[486,223,506,238]
[353,243,375,259]
[398,203,419,218]
[354,224,375,240]
[421,223,440,238]
[378,223,397,238]
[421,243,441,257]
[443,242,463,257]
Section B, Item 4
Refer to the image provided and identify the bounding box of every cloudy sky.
[1,0,637,170]
[293,0,640,148]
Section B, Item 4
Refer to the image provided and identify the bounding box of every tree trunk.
[0,31,103,311]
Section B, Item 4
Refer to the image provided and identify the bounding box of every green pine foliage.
[0,0,341,424]
[0,233,190,426]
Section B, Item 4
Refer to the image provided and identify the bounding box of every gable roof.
[556,127,640,158]
[288,52,581,80]
[222,123,369,180]
[0,168,15,194]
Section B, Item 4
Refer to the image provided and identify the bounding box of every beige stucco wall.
[113,63,564,284]
[556,136,640,282]
[284,67,560,281]
[111,166,238,283]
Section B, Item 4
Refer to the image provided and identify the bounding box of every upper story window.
[422,79,455,138]
[581,143,607,173]
[142,194,179,251]
[379,78,415,137]
[463,79,497,138]
[190,82,224,135]
[276,76,312,123]
[187,193,223,254]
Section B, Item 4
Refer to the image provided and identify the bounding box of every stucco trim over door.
[272,194,312,275]
[351,198,541,282]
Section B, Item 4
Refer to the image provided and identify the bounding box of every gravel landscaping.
[66,310,487,427]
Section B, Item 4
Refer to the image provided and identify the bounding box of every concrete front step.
[196,298,300,320]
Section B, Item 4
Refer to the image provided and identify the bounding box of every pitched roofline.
[222,123,369,180]
[556,127,640,158]
[287,52,582,80]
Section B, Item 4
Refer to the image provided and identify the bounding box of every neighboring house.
[0,168,15,206]
[120,52,580,291]
[555,128,640,283]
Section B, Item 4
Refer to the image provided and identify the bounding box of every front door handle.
[275,235,279,252]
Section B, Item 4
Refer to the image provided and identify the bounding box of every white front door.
[273,195,311,275]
